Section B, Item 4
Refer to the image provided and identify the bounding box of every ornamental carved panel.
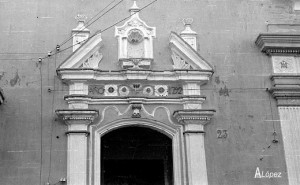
[272,56,296,73]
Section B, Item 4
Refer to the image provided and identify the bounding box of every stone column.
[173,109,215,185]
[56,109,98,185]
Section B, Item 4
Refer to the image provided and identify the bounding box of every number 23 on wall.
[217,129,227,139]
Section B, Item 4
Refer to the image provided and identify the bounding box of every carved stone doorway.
[101,126,173,185]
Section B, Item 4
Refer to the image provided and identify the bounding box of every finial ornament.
[129,1,140,15]
[181,18,197,35]
[72,14,90,52]
[183,18,194,26]
[180,17,197,50]
[73,14,89,32]
[75,14,88,23]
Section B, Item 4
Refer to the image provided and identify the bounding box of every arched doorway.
[101,126,173,185]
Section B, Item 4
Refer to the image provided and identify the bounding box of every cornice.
[58,32,102,68]
[169,31,214,70]
[255,33,300,55]
[269,87,300,98]
[56,68,213,83]
[55,109,99,123]
[271,74,300,86]
[64,95,207,105]
[173,109,215,125]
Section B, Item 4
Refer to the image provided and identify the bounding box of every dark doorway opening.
[101,126,173,185]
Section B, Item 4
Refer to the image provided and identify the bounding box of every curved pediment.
[169,32,213,71]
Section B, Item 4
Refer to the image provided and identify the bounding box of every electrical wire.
[39,60,44,185]
[51,0,158,57]
[0,0,158,62]
[0,52,45,55]
[58,0,122,48]
[47,53,58,184]
[0,0,122,61]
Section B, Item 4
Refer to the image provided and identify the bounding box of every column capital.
[56,109,99,130]
[173,109,215,125]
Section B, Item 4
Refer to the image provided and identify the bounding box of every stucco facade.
[1,0,300,185]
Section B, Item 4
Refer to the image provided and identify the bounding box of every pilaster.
[173,109,215,185]
[256,32,300,185]
[56,109,99,185]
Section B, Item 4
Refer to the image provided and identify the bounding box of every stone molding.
[55,109,99,125]
[173,109,215,125]
[169,32,214,70]
[255,33,300,55]
[269,74,300,106]
[64,95,206,105]
[58,32,102,69]
[57,68,213,84]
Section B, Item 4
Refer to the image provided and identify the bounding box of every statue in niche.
[82,50,103,68]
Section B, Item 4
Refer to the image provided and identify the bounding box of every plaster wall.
[0,0,297,184]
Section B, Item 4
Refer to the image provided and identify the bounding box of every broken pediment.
[169,32,213,70]
[58,32,103,69]
[115,1,156,70]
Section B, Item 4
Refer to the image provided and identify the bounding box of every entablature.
[255,33,300,55]
[64,95,206,105]
[56,68,213,83]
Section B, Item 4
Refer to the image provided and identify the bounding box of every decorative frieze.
[154,85,169,96]
[104,84,118,96]
[119,86,130,96]
[142,86,154,96]
[88,84,182,97]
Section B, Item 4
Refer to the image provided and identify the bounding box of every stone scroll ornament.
[82,50,103,68]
